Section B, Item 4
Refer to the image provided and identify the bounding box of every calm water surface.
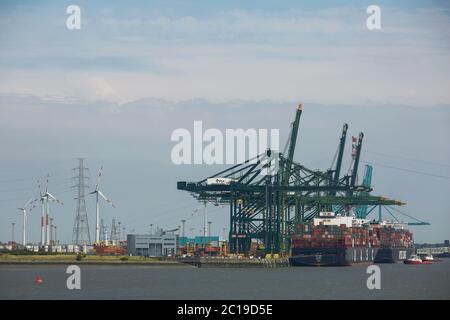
[1,260,449,299]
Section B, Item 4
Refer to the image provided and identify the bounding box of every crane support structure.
[350,132,364,187]
[334,123,348,184]
[355,164,373,218]
[177,105,408,256]
[282,104,303,186]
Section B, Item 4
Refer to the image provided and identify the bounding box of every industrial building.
[178,236,219,247]
[127,233,178,257]
[178,236,227,257]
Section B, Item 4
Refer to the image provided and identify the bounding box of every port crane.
[354,165,429,226]
[178,104,420,255]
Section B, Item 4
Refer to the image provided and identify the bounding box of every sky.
[0,0,449,244]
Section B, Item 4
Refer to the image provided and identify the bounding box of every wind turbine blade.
[96,166,103,190]
[51,198,64,205]
[24,197,34,208]
[98,190,115,207]
[28,197,40,206]
[46,192,57,201]
[97,190,107,200]
[46,192,63,205]
[37,180,43,197]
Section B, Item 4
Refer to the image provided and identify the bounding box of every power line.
[0,170,71,184]
[363,161,450,180]
[0,179,73,193]
[123,202,226,231]
[0,195,34,204]
[366,150,450,168]
[122,202,200,227]
[387,206,428,224]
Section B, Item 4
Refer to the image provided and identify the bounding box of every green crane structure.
[355,164,373,218]
[355,165,429,226]
[334,123,348,187]
[177,104,414,255]
[282,104,303,186]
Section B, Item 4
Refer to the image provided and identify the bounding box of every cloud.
[0,2,449,106]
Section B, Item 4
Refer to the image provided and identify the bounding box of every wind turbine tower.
[89,166,115,243]
[17,198,34,246]
[38,177,63,246]
[203,201,208,237]
[181,219,186,238]
[11,222,15,243]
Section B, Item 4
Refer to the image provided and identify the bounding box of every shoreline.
[0,254,189,267]
[0,254,290,268]
[0,260,190,266]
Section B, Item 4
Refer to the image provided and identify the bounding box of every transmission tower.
[110,219,118,244]
[72,158,91,245]
[99,218,105,241]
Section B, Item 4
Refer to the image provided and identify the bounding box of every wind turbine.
[89,166,115,244]
[35,179,46,245]
[17,198,34,246]
[35,177,63,246]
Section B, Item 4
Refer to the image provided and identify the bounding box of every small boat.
[422,254,434,262]
[404,254,422,265]
[420,254,433,264]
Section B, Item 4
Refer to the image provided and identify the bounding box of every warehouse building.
[127,233,178,257]
[178,236,219,247]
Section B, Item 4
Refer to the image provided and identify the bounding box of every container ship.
[289,212,414,266]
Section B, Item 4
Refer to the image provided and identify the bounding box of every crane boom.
[334,123,348,183]
[282,104,303,185]
[350,132,364,187]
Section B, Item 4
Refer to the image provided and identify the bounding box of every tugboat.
[404,254,422,265]
[421,254,434,264]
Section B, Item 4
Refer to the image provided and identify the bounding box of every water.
[1,260,449,299]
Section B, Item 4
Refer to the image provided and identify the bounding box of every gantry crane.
[355,164,429,225]
[177,104,412,255]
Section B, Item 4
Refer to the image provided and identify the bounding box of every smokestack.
[50,218,54,245]
[41,205,45,246]
[181,219,186,238]
[208,221,212,239]
[45,200,50,246]
[11,222,15,243]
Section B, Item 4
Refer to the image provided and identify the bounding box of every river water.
[1,260,449,299]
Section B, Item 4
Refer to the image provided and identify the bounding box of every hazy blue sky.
[1,0,450,105]
[0,1,449,244]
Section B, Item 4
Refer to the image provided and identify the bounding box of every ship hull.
[290,247,414,266]
[404,260,422,265]
[373,247,414,263]
[289,247,379,266]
